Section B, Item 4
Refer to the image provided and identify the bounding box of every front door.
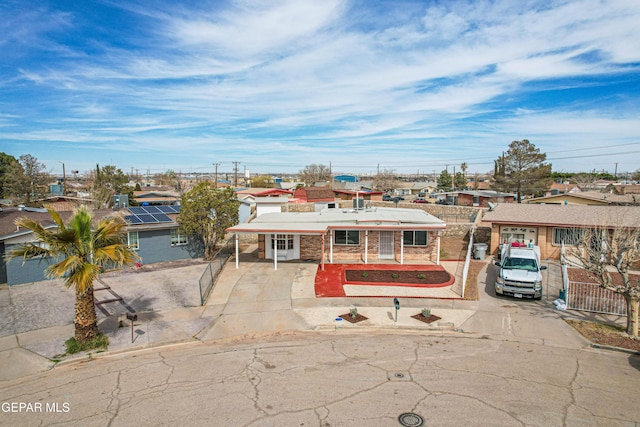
[379,231,394,259]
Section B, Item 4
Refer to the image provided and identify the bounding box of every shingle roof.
[482,204,640,228]
[0,207,120,239]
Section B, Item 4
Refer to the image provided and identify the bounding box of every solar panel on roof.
[136,214,157,223]
[129,207,146,215]
[125,215,142,224]
[151,213,171,222]
[157,205,173,213]
[143,206,162,213]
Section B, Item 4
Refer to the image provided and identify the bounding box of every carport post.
[235,233,239,269]
[364,230,368,264]
[400,232,404,264]
[321,234,325,271]
[273,234,278,271]
[436,231,441,265]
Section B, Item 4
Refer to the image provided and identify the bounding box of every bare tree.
[372,169,397,192]
[298,164,332,186]
[570,172,599,191]
[566,223,640,337]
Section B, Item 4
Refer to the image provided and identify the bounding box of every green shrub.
[65,333,109,355]
[392,273,399,279]
[422,308,431,318]
[349,306,358,318]
[361,272,369,278]
[417,273,426,279]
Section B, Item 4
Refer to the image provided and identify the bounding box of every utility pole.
[614,162,618,179]
[213,163,221,188]
[59,162,66,195]
[233,161,240,187]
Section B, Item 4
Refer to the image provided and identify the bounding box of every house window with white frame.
[170,229,187,246]
[334,230,360,245]
[271,234,294,250]
[127,231,139,250]
[403,230,428,246]
[552,227,584,246]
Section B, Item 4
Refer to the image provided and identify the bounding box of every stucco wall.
[4,246,53,285]
[134,228,201,265]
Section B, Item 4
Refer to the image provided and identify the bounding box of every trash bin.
[473,243,488,260]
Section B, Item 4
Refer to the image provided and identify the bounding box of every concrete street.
[1,251,639,426]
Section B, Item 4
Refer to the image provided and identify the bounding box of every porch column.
[330,230,334,263]
[436,231,441,265]
[235,233,239,269]
[364,230,368,264]
[400,231,404,264]
[273,234,278,270]
[321,234,325,271]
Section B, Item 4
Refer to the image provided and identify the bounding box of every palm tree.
[9,207,139,342]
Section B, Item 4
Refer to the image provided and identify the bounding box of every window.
[403,230,428,246]
[553,228,584,246]
[128,232,139,250]
[500,233,525,244]
[271,234,294,250]
[170,229,187,246]
[334,230,359,245]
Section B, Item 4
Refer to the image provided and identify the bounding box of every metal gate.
[566,281,627,316]
[379,231,394,259]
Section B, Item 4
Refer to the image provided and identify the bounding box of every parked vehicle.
[494,244,546,300]
[412,198,428,203]
[382,194,392,201]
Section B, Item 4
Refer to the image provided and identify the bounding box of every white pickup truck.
[494,244,546,300]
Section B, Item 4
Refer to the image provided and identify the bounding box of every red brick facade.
[259,230,439,263]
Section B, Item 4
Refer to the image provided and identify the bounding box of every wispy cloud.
[1,0,639,175]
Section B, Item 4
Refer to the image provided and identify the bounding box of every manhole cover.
[394,373,405,378]
[398,413,424,426]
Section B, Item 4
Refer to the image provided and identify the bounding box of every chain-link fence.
[199,238,234,305]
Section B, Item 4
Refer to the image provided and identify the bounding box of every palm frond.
[7,243,54,263]
[64,262,102,293]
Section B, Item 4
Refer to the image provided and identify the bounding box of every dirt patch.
[567,268,640,286]
[565,319,640,352]
[411,314,442,324]
[337,313,368,323]
[463,260,484,301]
[440,237,468,261]
[345,269,451,285]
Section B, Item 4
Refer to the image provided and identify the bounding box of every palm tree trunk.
[75,287,99,342]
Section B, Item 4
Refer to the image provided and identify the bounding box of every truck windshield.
[503,258,538,271]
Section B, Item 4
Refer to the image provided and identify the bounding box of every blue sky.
[1,0,639,177]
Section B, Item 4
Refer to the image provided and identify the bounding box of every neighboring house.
[227,207,446,268]
[456,191,515,207]
[546,182,580,196]
[524,191,637,206]
[133,189,180,206]
[333,175,358,183]
[275,181,303,191]
[392,182,414,197]
[1,205,202,286]
[293,187,335,203]
[332,189,384,202]
[238,197,255,223]
[481,204,640,260]
[254,197,289,217]
[410,182,438,195]
[236,188,293,198]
